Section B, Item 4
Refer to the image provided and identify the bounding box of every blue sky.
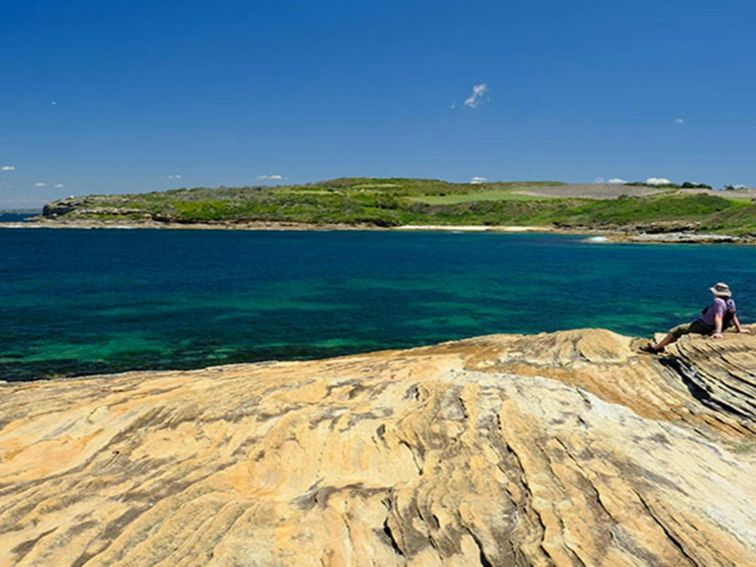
[1,0,755,207]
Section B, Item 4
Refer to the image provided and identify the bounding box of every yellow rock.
[0,328,754,566]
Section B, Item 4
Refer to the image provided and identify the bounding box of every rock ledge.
[1,328,754,566]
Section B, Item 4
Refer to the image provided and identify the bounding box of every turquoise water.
[1,229,754,381]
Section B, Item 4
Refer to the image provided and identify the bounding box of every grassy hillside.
[41,177,756,235]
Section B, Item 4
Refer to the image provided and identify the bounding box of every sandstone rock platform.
[1,328,754,566]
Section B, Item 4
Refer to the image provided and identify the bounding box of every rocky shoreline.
[1,328,754,565]
[1,217,753,244]
[618,232,748,244]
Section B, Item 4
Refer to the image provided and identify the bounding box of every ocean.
[0,212,37,222]
[1,228,753,381]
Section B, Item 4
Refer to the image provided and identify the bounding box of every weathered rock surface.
[626,232,743,244]
[1,329,754,566]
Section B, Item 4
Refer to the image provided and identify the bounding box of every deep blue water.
[1,228,753,381]
[0,212,37,222]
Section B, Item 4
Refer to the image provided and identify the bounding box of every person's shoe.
[640,344,663,354]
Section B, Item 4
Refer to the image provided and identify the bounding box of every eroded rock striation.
[1,329,754,566]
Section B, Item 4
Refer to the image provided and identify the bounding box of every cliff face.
[0,329,754,566]
[41,196,156,221]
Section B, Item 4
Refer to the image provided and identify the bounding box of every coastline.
[0,218,753,244]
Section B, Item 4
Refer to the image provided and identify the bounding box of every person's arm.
[712,313,724,338]
[732,314,751,334]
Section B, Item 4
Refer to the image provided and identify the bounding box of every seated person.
[642,282,749,354]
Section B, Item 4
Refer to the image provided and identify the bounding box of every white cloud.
[54,183,65,188]
[1,165,15,171]
[673,117,685,124]
[646,177,672,186]
[594,177,605,183]
[258,174,284,181]
[733,184,746,189]
[464,83,488,109]
[35,182,47,187]
[161,174,182,180]
[608,178,628,184]
[450,101,457,110]
[469,176,488,184]
[50,101,58,106]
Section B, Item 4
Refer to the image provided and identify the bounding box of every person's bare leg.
[652,332,677,351]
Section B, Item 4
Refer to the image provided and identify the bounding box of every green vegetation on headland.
[40,177,756,236]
